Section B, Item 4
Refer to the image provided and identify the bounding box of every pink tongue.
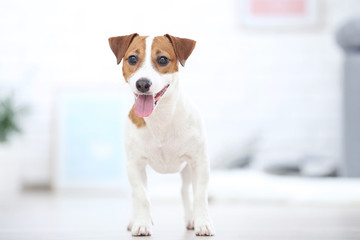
[134,95,154,117]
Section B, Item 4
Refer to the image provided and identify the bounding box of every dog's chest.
[145,131,188,173]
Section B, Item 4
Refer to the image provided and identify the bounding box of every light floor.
[0,192,360,240]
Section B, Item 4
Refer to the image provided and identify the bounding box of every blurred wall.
[0,0,360,186]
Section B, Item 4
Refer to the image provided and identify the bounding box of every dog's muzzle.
[136,78,152,93]
[134,84,170,118]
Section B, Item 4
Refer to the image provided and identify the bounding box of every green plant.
[0,95,27,143]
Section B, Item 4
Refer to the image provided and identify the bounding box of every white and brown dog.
[108,33,214,236]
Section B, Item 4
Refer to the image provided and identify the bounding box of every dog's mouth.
[134,84,170,117]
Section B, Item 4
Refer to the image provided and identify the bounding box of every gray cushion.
[336,18,360,51]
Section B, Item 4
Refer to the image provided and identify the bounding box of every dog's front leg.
[181,164,194,230]
[126,161,152,236]
[190,156,215,236]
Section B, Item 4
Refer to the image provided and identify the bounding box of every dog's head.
[109,34,196,117]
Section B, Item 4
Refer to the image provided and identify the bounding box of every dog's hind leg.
[181,163,194,230]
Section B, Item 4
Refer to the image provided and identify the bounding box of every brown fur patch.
[109,33,138,65]
[152,36,179,74]
[122,36,147,81]
[164,34,196,67]
[128,105,146,128]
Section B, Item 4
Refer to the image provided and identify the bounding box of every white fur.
[125,37,214,236]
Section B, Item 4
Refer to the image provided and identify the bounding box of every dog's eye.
[128,55,138,65]
[157,56,169,66]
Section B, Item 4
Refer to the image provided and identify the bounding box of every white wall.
[0,0,360,185]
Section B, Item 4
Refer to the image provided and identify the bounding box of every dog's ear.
[164,34,196,67]
[108,33,138,65]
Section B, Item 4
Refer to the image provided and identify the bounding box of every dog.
[108,33,214,236]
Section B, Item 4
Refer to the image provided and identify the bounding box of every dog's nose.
[136,78,152,93]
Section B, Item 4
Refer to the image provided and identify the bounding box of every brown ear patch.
[152,36,179,74]
[128,105,146,128]
[108,33,138,65]
[122,36,147,81]
[164,34,196,67]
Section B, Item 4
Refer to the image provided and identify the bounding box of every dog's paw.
[194,217,215,236]
[186,219,194,230]
[131,219,152,236]
[185,212,194,230]
[127,221,133,231]
[184,213,194,230]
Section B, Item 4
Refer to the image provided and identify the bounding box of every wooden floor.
[0,192,360,240]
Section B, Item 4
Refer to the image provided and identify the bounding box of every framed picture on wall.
[239,0,319,28]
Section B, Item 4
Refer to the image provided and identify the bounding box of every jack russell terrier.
[108,33,214,236]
